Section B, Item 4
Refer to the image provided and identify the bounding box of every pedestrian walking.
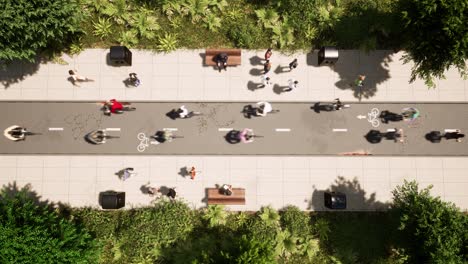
[129,72,141,87]
[284,79,298,92]
[289,58,298,71]
[147,186,159,197]
[264,48,272,61]
[261,74,271,88]
[167,188,177,199]
[68,69,93,86]
[122,167,136,181]
[355,75,366,87]
[264,60,272,74]
[189,166,201,180]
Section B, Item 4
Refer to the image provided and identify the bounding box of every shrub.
[225,20,264,49]
[281,205,312,238]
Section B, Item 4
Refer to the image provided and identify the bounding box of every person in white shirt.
[285,79,298,92]
[255,101,272,117]
[177,105,189,118]
[260,74,271,88]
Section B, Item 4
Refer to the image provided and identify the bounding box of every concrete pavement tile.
[176,181,204,195]
[362,157,390,169]
[153,63,179,76]
[180,195,205,208]
[283,181,311,196]
[75,87,105,100]
[131,50,155,64]
[333,50,360,77]
[97,167,120,182]
[257,168,282,182]
[153,51,179,64]
[43,168,69,182]
[201,167,230,183]
[0,61,23,76]
[178,50,204,64]
[257,157,282,168]
[44,156,70,167]
[386,52,413,76]
[283,196,310,210]
[0,87,22,99]
[42,181,69,195]
[48,74,73,89]
[335,169,365,184]
[152,76,178,100]
[415,157,443,169]
[439,90,466,101]
[444,196,468,210]
[70,156,96,168]
[150,156,178,168]
[385,90,414,102]
[437,78,465,92]
[228,76,253,100]
[71,181,97,195]
[179,76,203,100]
[21,76,47,89]
[47,88,74,100]
[310,168,338,183]
[97,156,124,167]
[69,168,96,182]
[390,169,417,183]
[68,194,97,207]
[283,169,309,182]
[179,63,203,76]
[21,89,48,100]
[444,182,468,196]
[14,180,42,194]
[363,169,390,182]
[17,156,43,167]
[124,81,152,100]
[336,158,363,168]
[123,178,151,194]
[416,169,443,182]
[1,168,17,184]
[123,156,150,167]
[177,156,204,170]
[100,75,125,89]
[257,195,284,209]
[443,169,467,182]
[229,168,257,182]
[75,49,105,64]
[389,158,416,168]
[443,158,468,168]
[230,157,257,169]
[0,156,17,167]
[309,157,337,169]
[47,61,74,75]
[257,181,283,195]
[203,157,230,168]
[282,157,309,169]
[204,76,229,100]
[42,193,69,204]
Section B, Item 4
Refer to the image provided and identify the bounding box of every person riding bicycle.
[86,129,107,144]
[444,130,465,142]
[255,101,272,117]
[4,125,28,141]
[333,98,343,110]
[104,99,124,115]
[153,130,174,143]
[176,105,189,118]
[238,128,254,143]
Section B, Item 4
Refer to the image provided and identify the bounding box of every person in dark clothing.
[264,60,271,74]
[215,53,228,72]
[444,130,465,142]
[289,58,298,70]
[167,188,177,199]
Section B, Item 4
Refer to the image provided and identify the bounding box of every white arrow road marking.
[333,129,348,132]
[357,115,366,119]
[163,128,178,131]
[48,127,63,131]
[275,128,291,132]
[105,128,121,131]
[218,128,233,131]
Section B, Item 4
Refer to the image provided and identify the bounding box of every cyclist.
[238,128,254,143]
[153,130,174,143]
[86,129,107,144]
[4,125,28,141]
[176,105,189,118]
[333,98,343,110]
[255,101,272,117]
[104,99,124,115]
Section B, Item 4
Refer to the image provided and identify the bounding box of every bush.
[280,205,312,238]
[0,185,98,263]
[0,0,83,62]
[225,20,264,49]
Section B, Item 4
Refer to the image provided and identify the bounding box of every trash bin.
[100,191,126,209]
[324,191,346,209]
[318,46,338,66]
[109,46,132,66]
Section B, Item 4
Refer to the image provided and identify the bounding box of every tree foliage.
[0,0,83,62]
[392,180,468,263]
[0,185,98,263]
[398,0,468,87]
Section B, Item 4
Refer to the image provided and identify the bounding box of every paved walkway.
[0,49,467,102]
[1,156,467,211]
[0,49,467,211]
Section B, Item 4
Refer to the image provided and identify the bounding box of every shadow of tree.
[0,59,41,89]
[309,176,390,211]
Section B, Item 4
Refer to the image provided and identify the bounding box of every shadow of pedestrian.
[247,80,264,91]
[308,176,390,211]
[249,68,263,76]
[249,56,263,66]
[225,130,241,144]
[273,65,290,74]
[273,84,288,94]
[178,166,189,178]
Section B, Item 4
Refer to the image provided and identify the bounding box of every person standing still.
[264,60,272,74]
[285,79,298,92]
[289,58,298,71]
[261,74,271,88]
[355,75,366,87]
[264,48,272,61]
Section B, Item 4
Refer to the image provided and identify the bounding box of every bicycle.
[367,108,380,128]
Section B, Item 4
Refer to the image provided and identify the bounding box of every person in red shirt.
[104,99,123,115]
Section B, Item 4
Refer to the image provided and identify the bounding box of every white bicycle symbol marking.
[367,108,380,128]
[137,132,159,152]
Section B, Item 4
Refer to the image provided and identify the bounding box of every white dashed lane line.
[48,127,64,131]
[218,128,233,132]
[275,128,291,132]
[332,128,348,132]
[105,128,121,131]
[163,128,178,131]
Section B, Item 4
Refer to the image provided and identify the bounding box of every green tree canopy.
[0,0,83,62]
[399,0,468,87]
[0,184,98,263]
[392,180,468,263]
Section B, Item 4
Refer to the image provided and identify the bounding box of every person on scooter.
[104,99,124,115]
[238,128,254,143]
[255,101,272,117]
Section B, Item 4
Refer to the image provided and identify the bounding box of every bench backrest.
[206,49,241,57]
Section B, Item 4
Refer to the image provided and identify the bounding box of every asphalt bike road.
[0,102,467,155]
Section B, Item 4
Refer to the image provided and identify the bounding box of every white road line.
[386,128,396,132]
[332,128,348,132]
[105,128,121,131]
[218,128,233,131]
[48,127,63,131]
[445,129,459,132]
[275,128,291,132]
[163,128,178,131]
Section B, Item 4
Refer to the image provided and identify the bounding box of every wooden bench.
[207,188,245,205]
[205,49,242,66]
